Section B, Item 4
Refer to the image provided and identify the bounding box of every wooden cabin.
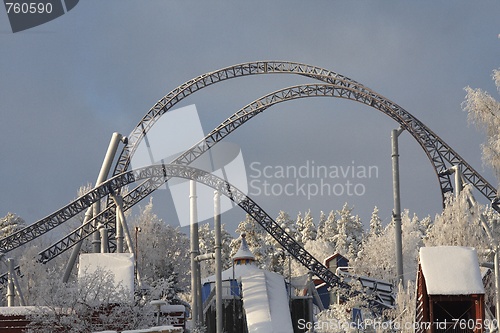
[415,246,485,333]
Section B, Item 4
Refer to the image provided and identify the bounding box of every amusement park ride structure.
[0,61,498,299]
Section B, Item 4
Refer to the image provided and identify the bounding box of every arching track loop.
[0,61,497,288]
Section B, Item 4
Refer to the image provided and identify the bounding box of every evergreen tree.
[333,203,363,259]
[368,206,383,238]
[300,210,317,244]
[263,211,296,275]
[354,209,425,283]
[132,198,190,292]
[230,214,272,268]
[317,210,337,245]
[0,212,25,238]
[294,212,305,245]
[316,211,327,237]
[198,222,233,278]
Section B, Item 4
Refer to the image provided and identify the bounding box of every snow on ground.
[241,270,293,333]
[419,246,484,295]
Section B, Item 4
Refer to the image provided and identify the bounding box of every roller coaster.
[0,61,498,292]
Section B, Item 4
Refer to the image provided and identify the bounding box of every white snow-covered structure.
[202,234,296,333]
[415,246,485,333]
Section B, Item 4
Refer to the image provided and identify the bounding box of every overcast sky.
[1,1,499,236]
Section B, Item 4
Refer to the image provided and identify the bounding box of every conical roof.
[233,233,255,261]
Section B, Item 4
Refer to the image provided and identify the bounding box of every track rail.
[40,83,498,263]
[0,61,497,288]
[103,61,496,252]
[17,164,345,289]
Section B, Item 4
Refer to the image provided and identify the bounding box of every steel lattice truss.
[17,164,344,289]
[107,60,497,239]
[0,61,498,287]
[37,82,499,263]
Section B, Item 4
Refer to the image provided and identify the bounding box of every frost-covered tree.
[316,279,376,333]
[317,210,338,245]
[425,186,490,252]
[368,206,383,238]
[230,214,271,267]
[198,222,233,278]
[0,212,25,238]
[463,68,500,185]
[132,198,190,292]
[317,211,327,237]
[261,211,297,275]
[28,268,154,332]
[354,210,426,283]
[333,203,363,259]
[301,210,317,244]
[294,212,305,245]
[385,281,416,333]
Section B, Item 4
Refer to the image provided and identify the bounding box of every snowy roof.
[0,306,50,316]
[241,270,293,333]
[233,233,255,261]
[419,246,484,295]
[120,326,182,333]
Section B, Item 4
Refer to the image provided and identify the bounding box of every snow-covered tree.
[425,186,490,253]
[316,279,376,333]
[28,268,154,332]
[368,206,383,238]
[317,210,338,245]
[0,212,25,239]
[300,210,317,244]
[294,212,305,245]
[317,211,327,237]
[354,210,426,284]
[333,203,363,259]
[230,214,271,267]
[132,198,190,292]
[261,211,297,275]
[198,222,233,278]
[276,210,296,239]
[463,68,500,185]
[385,281,416,333]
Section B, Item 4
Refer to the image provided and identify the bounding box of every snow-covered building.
[415,246,485,333]
[201,234,298,333]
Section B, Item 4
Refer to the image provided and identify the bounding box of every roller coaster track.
[0,61,497,288]
[103,60,497,252]
[36,82,499,263]
[21,164,346,290]
[110,61,496,205]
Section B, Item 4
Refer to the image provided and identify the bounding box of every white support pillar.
[6,258,15,307]
[190,180,202,326]
[63,132,127,282]
[112,194,125,253]
[391,127,405,287]
[214,191,223,333]
[98,224,109,253]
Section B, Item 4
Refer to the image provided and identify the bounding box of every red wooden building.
[415,246,485,333]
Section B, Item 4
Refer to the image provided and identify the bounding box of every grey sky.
[1,1,499,235]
